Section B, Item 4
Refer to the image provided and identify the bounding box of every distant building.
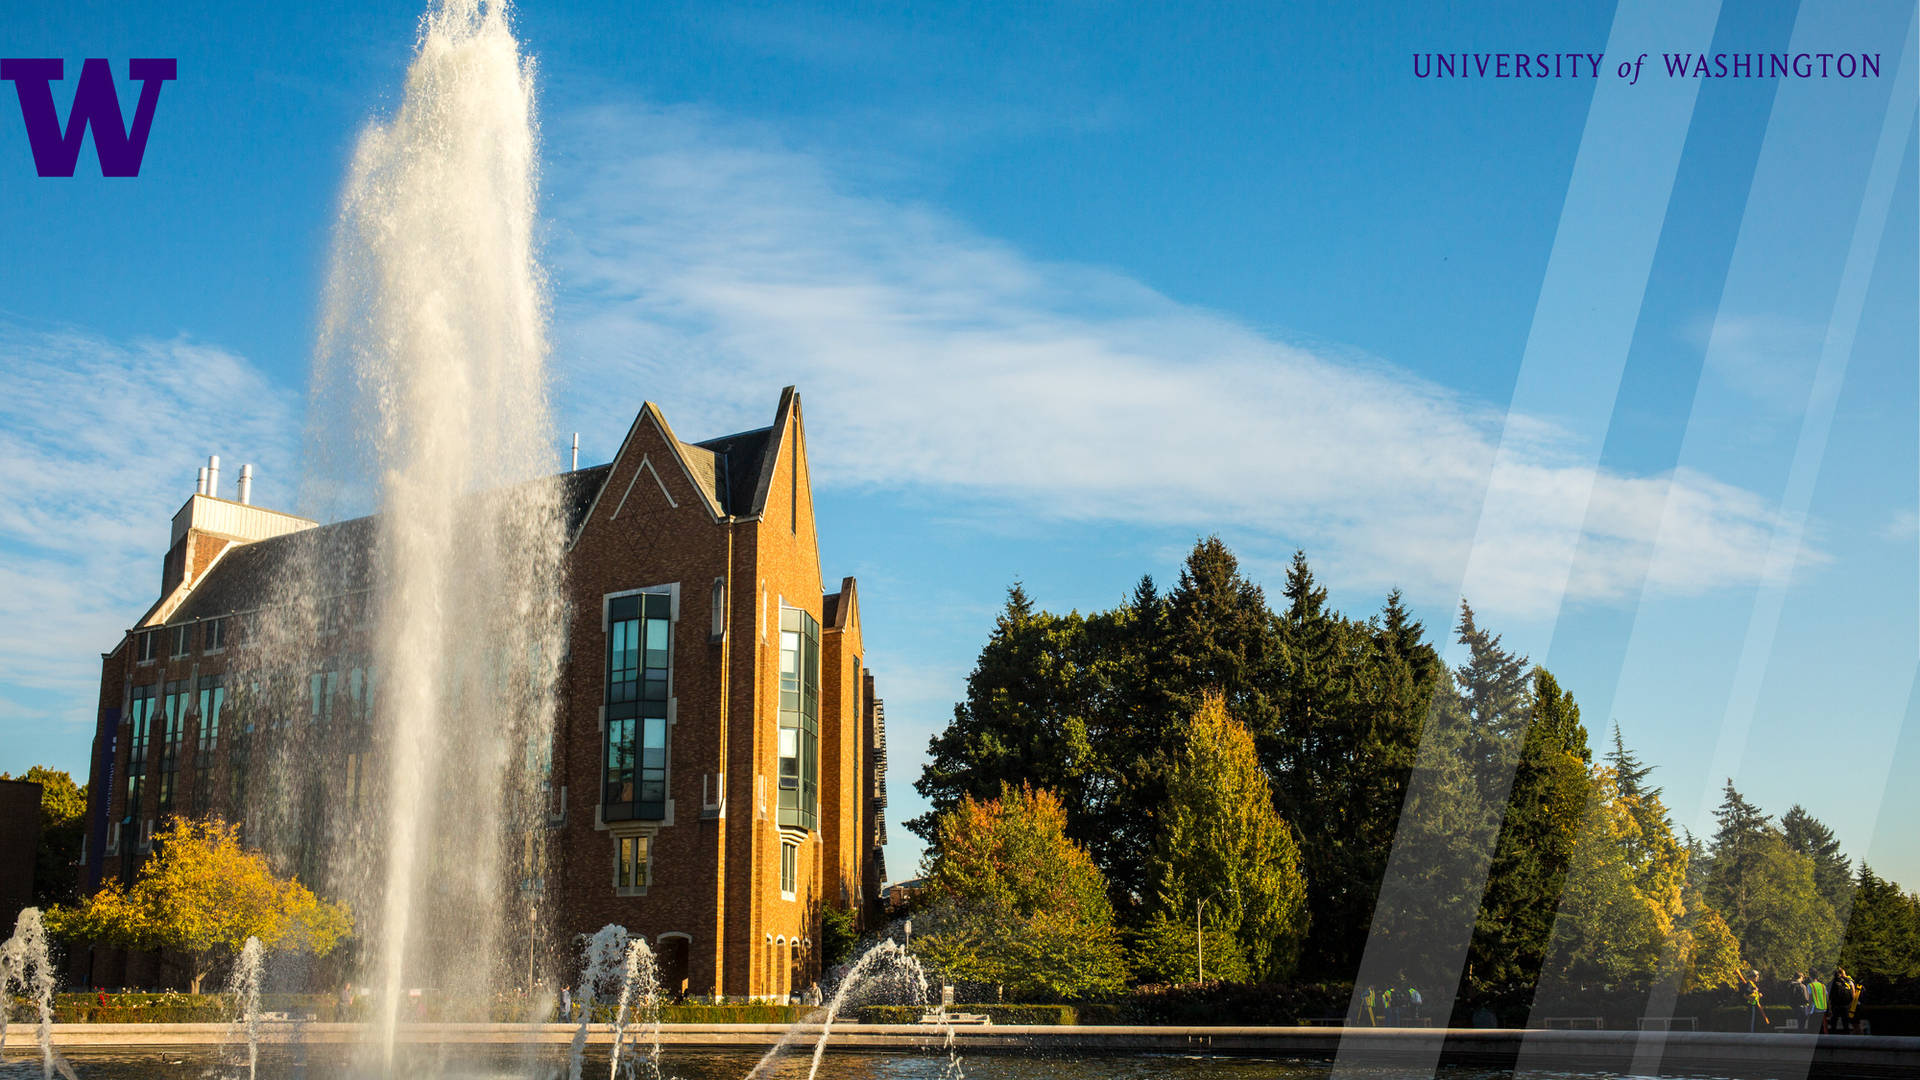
[0,777,41,931]
[80,388,889,997]
[884,877,929,915]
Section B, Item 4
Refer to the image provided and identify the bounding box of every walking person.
[1362,985,1378,1027]
[1790,973,1810,1031]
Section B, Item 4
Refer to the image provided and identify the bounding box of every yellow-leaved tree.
[46,818,351,992]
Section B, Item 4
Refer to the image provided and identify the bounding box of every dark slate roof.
[163,463,613,627]
[168,515,375,624]
[692,426,772,517]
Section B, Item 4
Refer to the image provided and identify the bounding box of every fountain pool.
[0,1052,1758,1080]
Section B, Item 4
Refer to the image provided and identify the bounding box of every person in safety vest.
[1740,968,1767,1031]
[1363,985,1378,1026]
[1809,972,1828,1033]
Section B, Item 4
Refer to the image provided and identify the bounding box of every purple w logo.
[1,58,176,177]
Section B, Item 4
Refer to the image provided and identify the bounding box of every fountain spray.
[0,909,79,1080]
[310,0,565,1069]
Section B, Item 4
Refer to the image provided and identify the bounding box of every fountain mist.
[307,0,565,1069]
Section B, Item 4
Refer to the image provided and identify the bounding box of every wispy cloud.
[0,322,297,748]
[546,102,1808,618]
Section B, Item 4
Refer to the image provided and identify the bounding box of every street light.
[903,919,912,951]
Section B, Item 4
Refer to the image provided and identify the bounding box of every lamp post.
[903,918,912,951]
[1196,898,1205,983]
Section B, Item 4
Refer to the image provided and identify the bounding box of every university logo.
[1,58,176,177]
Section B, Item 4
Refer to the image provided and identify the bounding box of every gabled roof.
[157,464,613,628]
[823,576,858,632]
[692,425,773,517]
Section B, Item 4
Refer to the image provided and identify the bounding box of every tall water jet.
[309,0,565,1069]
[0,909,78,1080]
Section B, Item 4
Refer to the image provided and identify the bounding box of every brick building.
[0,777,42,932]
[79,388,889,997]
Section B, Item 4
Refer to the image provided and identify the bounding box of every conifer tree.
[1469,668,1594,1000]
[1164,537,1279,736]
[1703,781,1841,975]
[1781,805,1854,914]
[911,583,1097,845]
[1605,723,1659,802]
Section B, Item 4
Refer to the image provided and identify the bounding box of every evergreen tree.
[1468,668,1594,1001]
[911,584,1098,846]
[1367,602,1531,997]
[1781,805,1854,914]
[1080,575,1180,916]
[1703,781,1841,975]
[1268,557,1431,977]
[1164,537,1279,736]
[1605,723,1659,802]
[1840,865,1920,991]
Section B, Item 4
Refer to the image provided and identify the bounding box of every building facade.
[79,388,889,998]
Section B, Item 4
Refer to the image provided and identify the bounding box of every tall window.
[125,685,156,826]
[193,675,224,810]
[137,630,158,663]
[605,593,670,821]
[309,667,338,725]
[228,680,258,816]
[780,840,798,898]
[616,834,650,889]
[158,680,188,814]
[204,617,227,652]
[170,624,191,658]
[345,665,373,809]
[778,607,819,831]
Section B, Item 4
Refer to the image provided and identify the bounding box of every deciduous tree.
[46,818,351,992]
[1136,695,1307,983]
[914,785,1127,1001]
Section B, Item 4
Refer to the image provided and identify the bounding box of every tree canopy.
[911,536,1920,1008]
[914,785,1128,1001]
[46,818,351,992]
[0,765,88,908]
[1132,694,1307,983]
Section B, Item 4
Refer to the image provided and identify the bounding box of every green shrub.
[1856,1005,1920,1035]
[855,1004,1078,1025]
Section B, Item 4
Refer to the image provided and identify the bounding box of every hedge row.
[7,994,813,1026]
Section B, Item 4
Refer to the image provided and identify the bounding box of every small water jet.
[736,938,958,1080]
[0,908,79,1080]
[567,925,666,1080]
[220,935,265,1080]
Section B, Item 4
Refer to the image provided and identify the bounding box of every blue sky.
[2,0,1919,892]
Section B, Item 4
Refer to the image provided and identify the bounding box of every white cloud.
[545,103,1810,619]
[0,323,298,741]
